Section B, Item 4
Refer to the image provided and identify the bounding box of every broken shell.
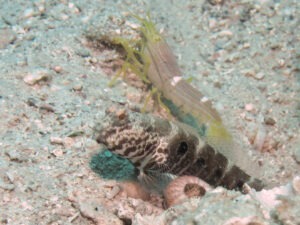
[23,69,52,85]
[163,176,212,208]
[292,176,300,194]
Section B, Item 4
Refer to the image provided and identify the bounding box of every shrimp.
[114,14,233,157]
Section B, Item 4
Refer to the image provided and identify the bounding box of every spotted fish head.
[94,108,204,175]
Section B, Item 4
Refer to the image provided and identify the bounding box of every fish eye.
[177,141,188,155]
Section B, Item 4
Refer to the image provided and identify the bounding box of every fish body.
[95,108,264,191]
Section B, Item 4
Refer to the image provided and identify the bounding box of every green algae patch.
[90,150,137,181]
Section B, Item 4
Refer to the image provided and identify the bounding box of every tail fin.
[205,120,263,179]
[205,120,233,157]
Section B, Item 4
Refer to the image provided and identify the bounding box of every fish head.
[94,108,204,175]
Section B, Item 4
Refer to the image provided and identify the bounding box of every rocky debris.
[274,195,300,225]
[161,188,269,225]
[23,68,52,86]
[272,176,300,225]
[4,149,28,163]
[264,117,276,126]
[78,199,123,225]
[111,197,163,224]
[242,69,266,81]
[132,176,300,225]
[222,216,267,225]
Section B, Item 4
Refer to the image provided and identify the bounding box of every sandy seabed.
[0,0,299,224]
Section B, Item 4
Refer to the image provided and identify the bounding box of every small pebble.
[51,148,64,157]
[255,72,265,80]
[37,4,45,14]
[208,0,224,5]
[213,81,222,88]
[243,70,265,80]
[0,28,17,49]
[89,57,98,63]
[39,104,55,112]
[50,137,64,145]
[26,97,38,107]
[243,43,250,49]
[67,130,85,137]
[76,48,90,57]
[218,30,233,37]
[208,18,217,29]
[73,84,83,91]
[243,69,256,78]
[264,117,276,125]
[53,66,63,73]
[245,103,254,112]
[200,96,209,103]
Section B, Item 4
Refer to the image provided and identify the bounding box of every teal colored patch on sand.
[90,150,138,181]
